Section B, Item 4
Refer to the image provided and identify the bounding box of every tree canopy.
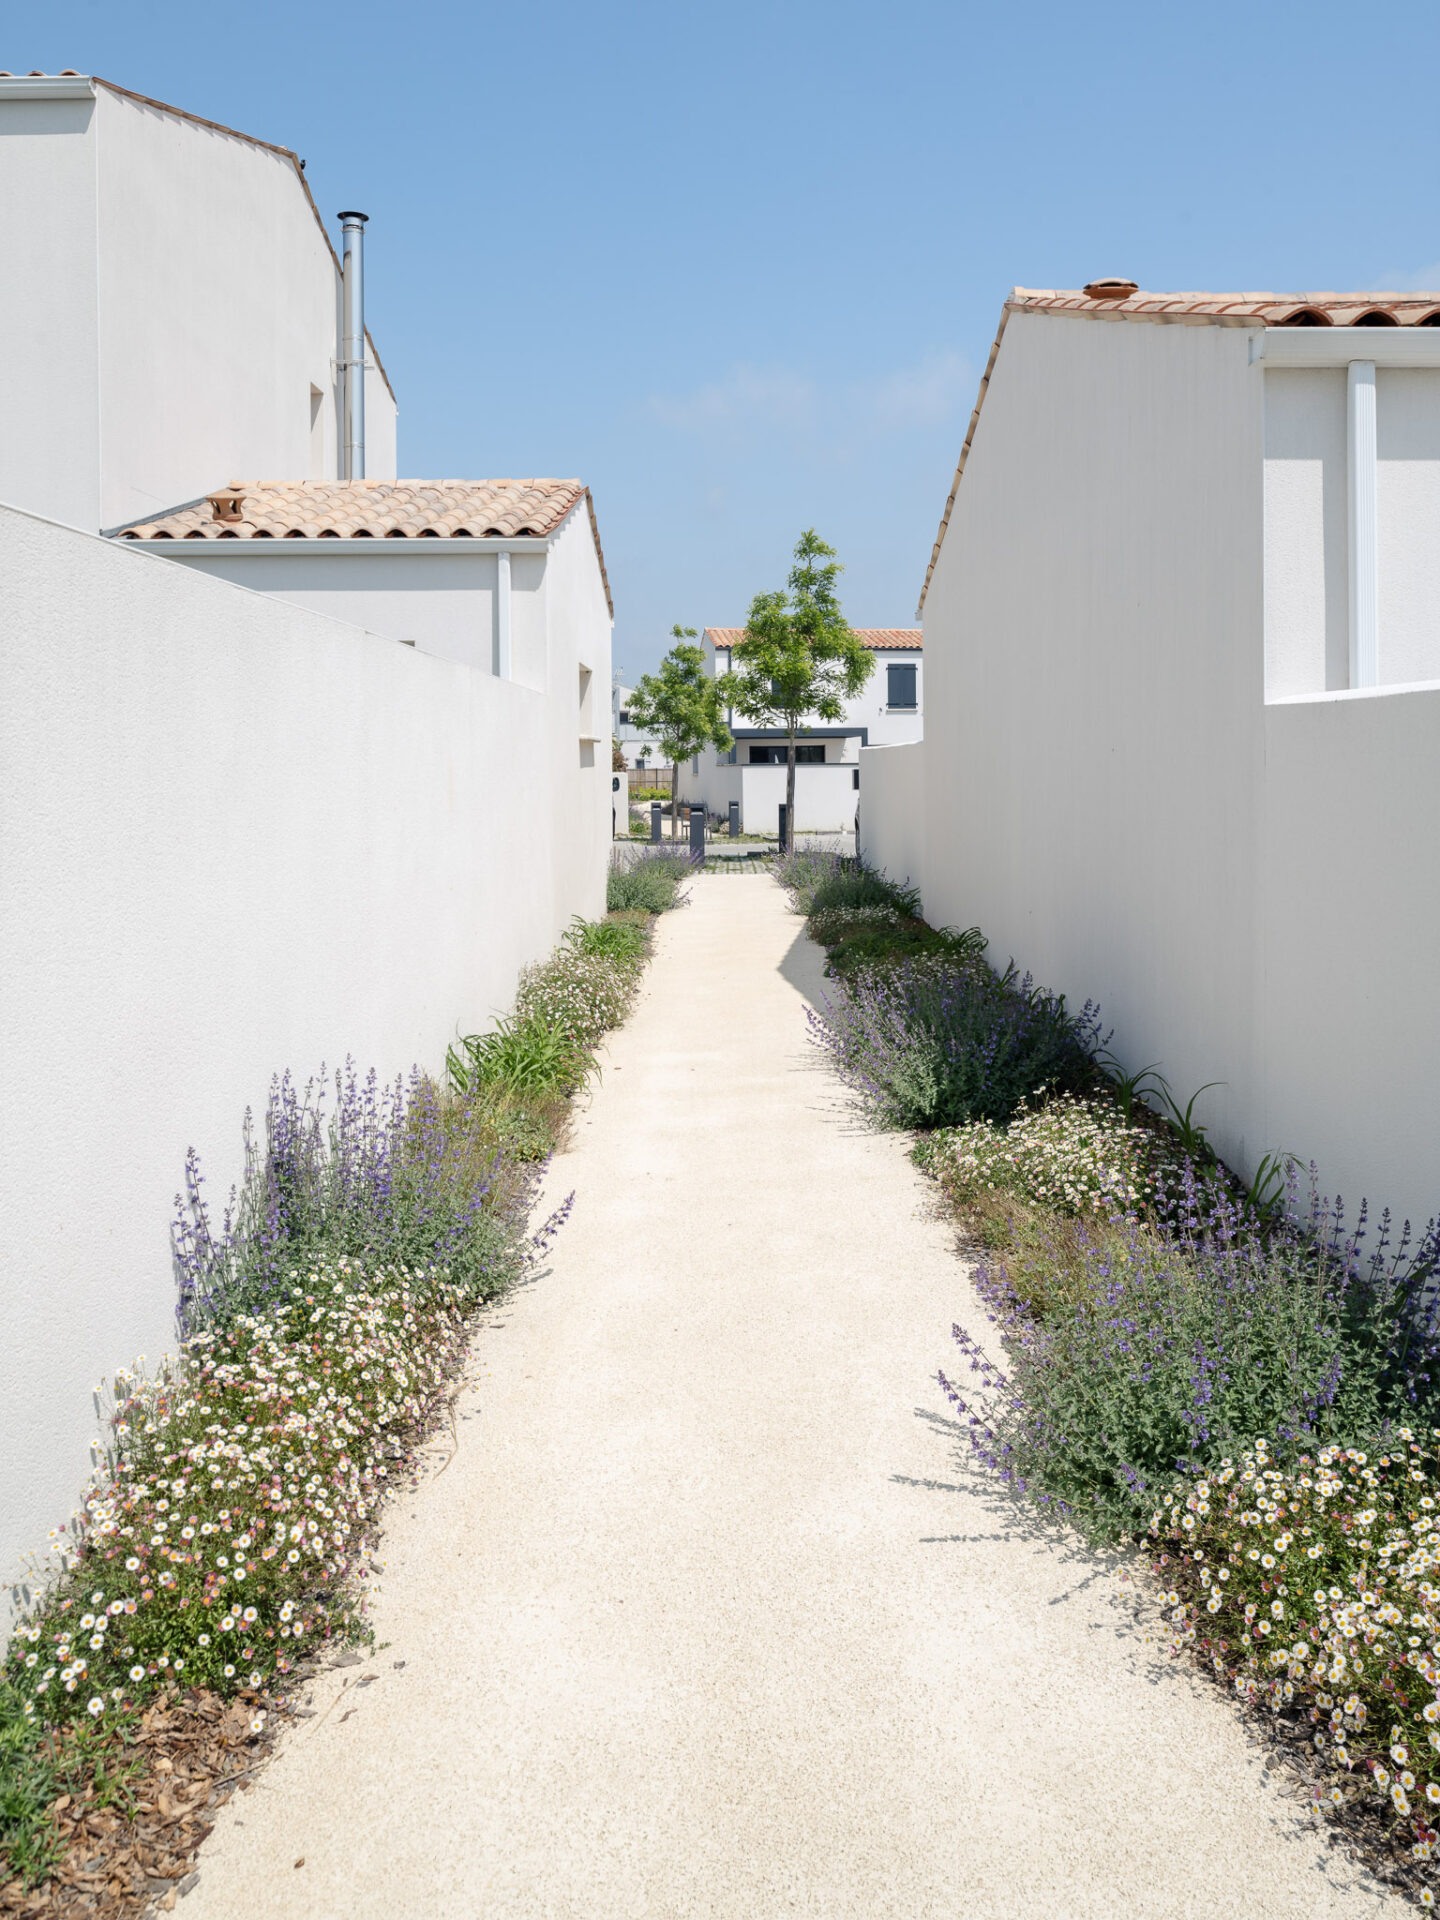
[722,531,872,843]
[626,627,734,838]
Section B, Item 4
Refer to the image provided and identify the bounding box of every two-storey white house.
[861,276,1440,1238]
[0,73,613,1595]
[678,626,923,834]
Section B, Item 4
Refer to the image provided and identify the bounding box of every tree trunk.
[785,724,797,853]
[671,759,679,842]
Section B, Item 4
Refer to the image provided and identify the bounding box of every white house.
[0,75,613,1598]
[0,71,396,532]
[612,680,670,770]
[114,478,613,727]
[680,627,923,834]
[860,279,1440,1236]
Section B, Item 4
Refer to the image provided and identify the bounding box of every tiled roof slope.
[916,281,1440,616]
[117,480,612,614]
[1011,287,1440,326]
[119,480,586,541]
[704,626,921,651]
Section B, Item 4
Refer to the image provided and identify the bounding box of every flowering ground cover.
[1147,1434,1440,1902]
[1,907,671,1911]
[788,852,1440,1905]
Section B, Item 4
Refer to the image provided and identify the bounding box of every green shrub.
[939,1093,1169,1217]
[606,848,692,913]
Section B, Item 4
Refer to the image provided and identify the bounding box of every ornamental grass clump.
[1148,1432,1440,1881]
[940,1183,1440,1544]
[810,956,1102,1130]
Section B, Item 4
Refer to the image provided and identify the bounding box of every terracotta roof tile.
[118,479,586,542]
[703,625,921,651]
[915,282,1440,617]
[116,479,612,614]
[1010,286,1440,326]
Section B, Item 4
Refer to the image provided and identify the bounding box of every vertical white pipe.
[496,549,512,679]
[338,211,368,481]
[1347,359,1379,688]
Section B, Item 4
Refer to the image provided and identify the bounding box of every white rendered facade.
[861,292,1440,1236]
[0,73,396,534]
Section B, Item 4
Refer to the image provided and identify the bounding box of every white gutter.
[1251,327,1440,368]
[0,74,94,100]
[121,536,553,556]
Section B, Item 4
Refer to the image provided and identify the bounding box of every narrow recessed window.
[308,384,326,478]
[887,662,918,709]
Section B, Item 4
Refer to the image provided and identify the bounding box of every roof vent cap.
[1083,278,1139,301]
[207,486,246,524]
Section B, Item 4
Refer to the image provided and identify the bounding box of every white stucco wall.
[858,742,927,899]
[1264,362,1440,695]
[884,304,1440,1237]
[0,77,397,535]
[1259,683,1440,1230]
[147,548,504,672]
[0,499,608,1591]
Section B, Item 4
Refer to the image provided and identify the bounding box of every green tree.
[626,627,734,841]
[721,530,873,849]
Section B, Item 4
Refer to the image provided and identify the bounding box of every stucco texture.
[0,503,609,1589]
[179,877,1400,1918]
[891,307,1440,1237]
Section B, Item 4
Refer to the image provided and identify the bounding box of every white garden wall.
[858,742,926,899]
[0,501,608,1591]
[884,304,1440,1242]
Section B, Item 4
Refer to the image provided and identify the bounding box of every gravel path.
[185,876,1405,1918]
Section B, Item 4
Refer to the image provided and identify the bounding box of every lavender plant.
[606,846,693,913]
[172,1064,529,1333]
[810,956,1103,1130]
[941,1175,1440,1543]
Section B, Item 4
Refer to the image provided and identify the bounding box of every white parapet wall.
[858,742,927,899]
[0,502,608,1588]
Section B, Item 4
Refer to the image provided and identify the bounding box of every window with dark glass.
[618,709,631,725]
[887,663,917,709]
[748,743,825,765]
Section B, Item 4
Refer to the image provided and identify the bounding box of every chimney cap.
[208,486,246,524]
[1083,278,1139,300]
[337,210,369,224]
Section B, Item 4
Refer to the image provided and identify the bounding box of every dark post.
[777,802,788,852]
[650,801,662,844]
[689,802,707,861]
[728,799,740,839]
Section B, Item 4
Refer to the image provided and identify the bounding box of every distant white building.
[861,276,1440,1236]
[612,680,670,769]
[679,627,922,834]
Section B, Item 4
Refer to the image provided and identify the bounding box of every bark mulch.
[0,1686,288,1919]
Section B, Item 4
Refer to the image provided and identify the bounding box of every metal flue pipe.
[338,211,368,479]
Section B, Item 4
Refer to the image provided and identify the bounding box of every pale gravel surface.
[183,875,1406,1918]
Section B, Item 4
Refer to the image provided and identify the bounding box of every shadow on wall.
[777,922,829,1013]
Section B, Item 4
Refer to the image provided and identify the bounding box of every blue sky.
[6,0,1440,681]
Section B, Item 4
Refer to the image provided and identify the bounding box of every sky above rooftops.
[9,0,1440,682]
